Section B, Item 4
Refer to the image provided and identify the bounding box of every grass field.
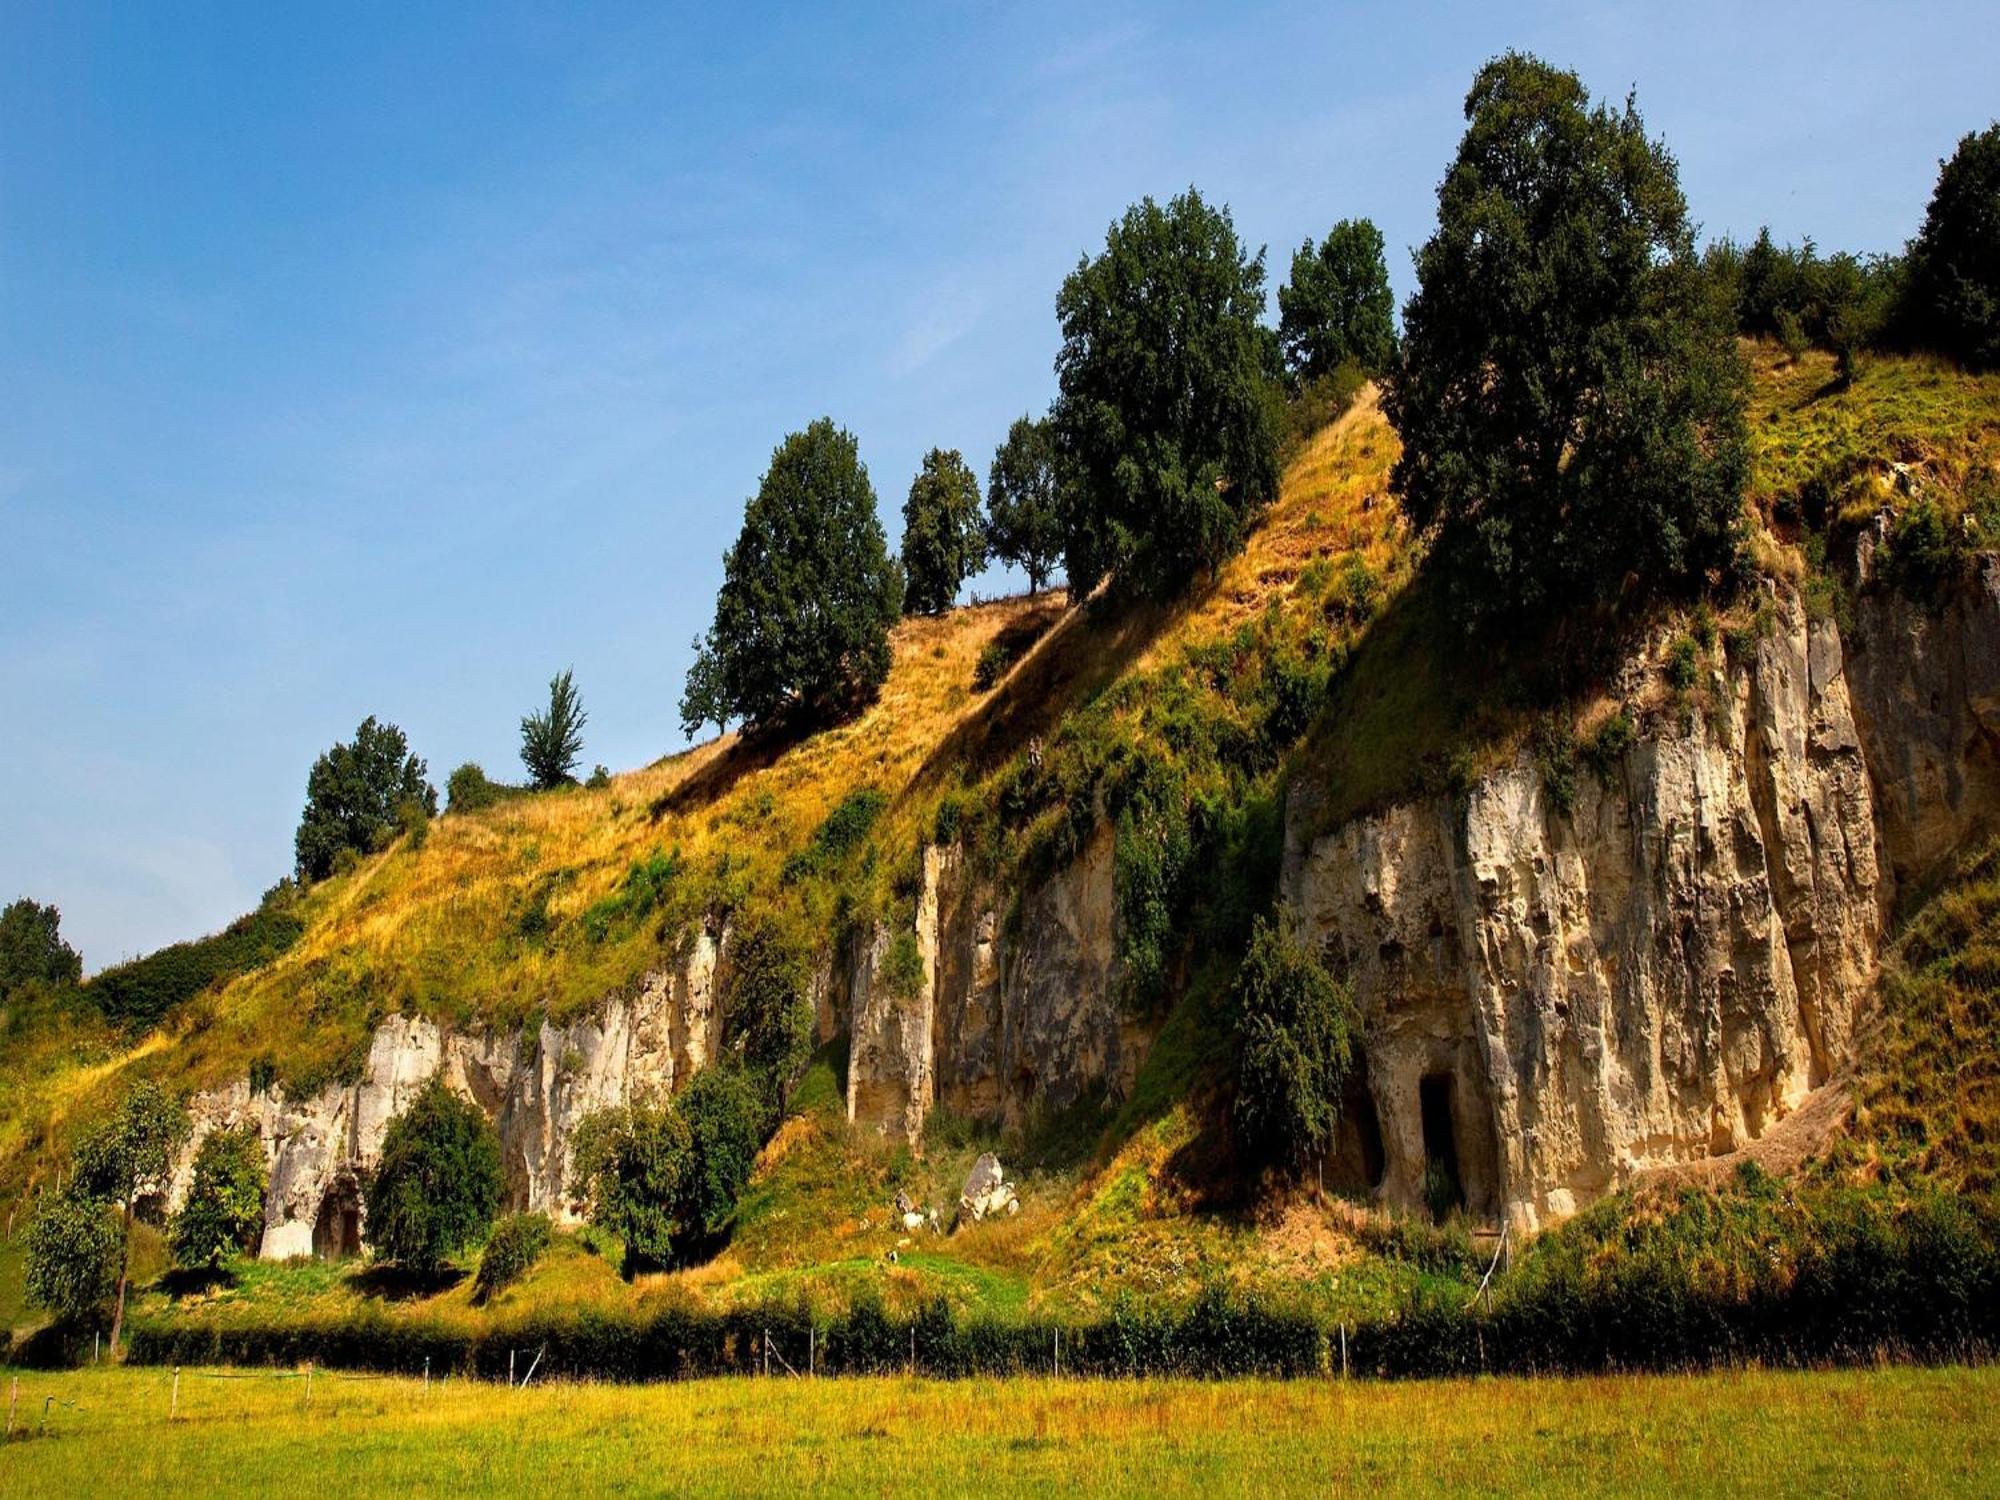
[0,1364,1994,1497]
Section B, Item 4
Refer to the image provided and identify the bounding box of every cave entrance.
[1325,1067,1387,1196]
[312,1176,362,1260]
[1419,1072,1465,1221]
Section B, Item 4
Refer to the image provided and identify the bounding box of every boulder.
[958,1152,1018,1222]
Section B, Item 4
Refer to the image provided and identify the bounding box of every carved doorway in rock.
[1419,1072,1465,1221]
[312,1173,363,1259]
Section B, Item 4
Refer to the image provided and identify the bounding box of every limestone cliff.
[1282,560,1998,1231]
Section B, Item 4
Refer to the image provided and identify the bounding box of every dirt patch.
[1636,1081,1854,1193]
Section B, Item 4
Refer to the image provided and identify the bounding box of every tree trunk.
[108,1199,133,1356]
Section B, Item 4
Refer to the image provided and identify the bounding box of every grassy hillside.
[4,344,2000,1353]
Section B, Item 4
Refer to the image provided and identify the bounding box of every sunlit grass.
[1,1363,1994,1497]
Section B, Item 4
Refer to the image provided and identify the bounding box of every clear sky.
[2,2,1994,970]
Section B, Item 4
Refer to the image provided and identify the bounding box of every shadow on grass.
[156,1264,237,1298]
[349,1262,468,1302]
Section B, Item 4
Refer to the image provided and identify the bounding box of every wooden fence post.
[424,1357,431,1396]
[509,1349,516,1389]
[8,1375,17,1437]
[305,1360,314,1405]
[1340,1323,1348,1379]
[170,1366,180,1421]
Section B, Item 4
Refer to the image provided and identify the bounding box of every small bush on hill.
[0,896,82,1001]
[473,1212,552,1302]
[446,761,522,813]
[363,1078,502,1275]
[170,1124,268,1269]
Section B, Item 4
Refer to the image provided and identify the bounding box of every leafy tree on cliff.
[1278,218,1398,380]
[520,668,587,788]
[1901,122,2000,369]
[1384,53,1748,628]
[294,716,437,880]
[985,415,1066,594]
[900,448,987,615]
[1233,913,1358,1172]
[721,910,814,1113]
[680,419,902,736]
[170,1124,269,1269]
[1052,187,1280,599]
[363,1077,501,1275]
[0,896,82,1001]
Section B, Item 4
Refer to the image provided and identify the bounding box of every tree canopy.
[69,1079,189,1349]
[25,1190,121,1326]
[1052,187,1280,599]
[170,1124,268,1269]
[681,419,902,736]
[986,415,1066,595]
[900,448,987,615]
[520,668,587,788]
[294,717,437,881]
[0,896,82,1001]
[363,1077,502,1275]
[1903,123,2000,370]
[1384,53,1747,627]
[1277,218,1398,380]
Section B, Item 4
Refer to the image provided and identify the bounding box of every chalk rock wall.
[169,931,722,1258]
[1283,563,2000,1232]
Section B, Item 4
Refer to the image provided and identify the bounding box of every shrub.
[670,1064,766,1256]
[1878,497,1971,601]
[1666,635,1700,691]
[473,1213,552,1302]
[581,847,684,943]
[521,668,588,788]
[25,1190,121,1326]
[720,911,814,1109]
[86,900,304,1032]
[570,1098,693,1273]
[1532,717,1578,818]
[294,716,436,881]
[446,761,520,813]
[1386,53,1746,628]
[363,1078,502,1274]
[1232,912,1359,1172]
[1582,710,1635,781]
[170,1125,268,1269]
[586,764,612,790]
[972,642,1010,692]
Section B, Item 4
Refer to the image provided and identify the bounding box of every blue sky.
[2,2,1993,970]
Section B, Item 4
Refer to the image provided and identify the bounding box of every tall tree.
[986,415,1065,594]
[70,1079,190,1352]
[1277,218,1398,380]
[520,668,587,788]
[0,896,82,1000]
[680,419,902,736]
[1052,187,1280,599]
[1902,123,2000,370]
[900,448,987,615]
[1385,53,1747,627]
[1233,914,1358,1172]
[294,717,436,880]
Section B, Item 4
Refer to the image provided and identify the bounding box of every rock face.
[174,551,1999,1256]
[1283,569,2000,1232]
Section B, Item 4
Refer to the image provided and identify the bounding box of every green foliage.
[363,1078,502,1274]
[1879,497,1978,601]
[73,1080,191,1212]
[1581,709,1635,781]
[881,929,925,1000]
[85,898,304,1032]
[681,419,902,735]
[581,847,685,943]
[473,1212,552,1302]
[972,642,1010,691]
[294,716,437,881]
[25,1189,121,1325]
[1711,228,1902,366]
[1111,754,1196,1009]
[1277,218,1397,380]
[446,761,514,812]
[572,1063,766,1272]
[1902,123,2000,370]
[986,414,1066,593]
[586,764,612,790]
[170,1125,268,1269]
[1532,717,1578,817]
[785,786,888,884]
[1666,634,1700,691]
[1386,53,1748,627]
[1232,914,1358,1171]
[721,910,814,1110]
[1052,186,1280,598]
[0,896,82,1001]
[900,448,987,615]
[520,668,588,789]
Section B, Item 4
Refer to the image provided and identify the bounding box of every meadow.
[1,1363,1994,1497]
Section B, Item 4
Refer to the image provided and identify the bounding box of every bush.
[1232,912,1358,1172]
[170,1125,268,1269]
[363,1078,502,1274]
[1879,498,1973,601]
[473,1213,553,1302]
[1386,53,1746,628]
[720,911,814,1109]
[25,1189,121,1325]
[972,642,1010,692]
[294,716,436,881]
[86,899,303,1032]
[0,896,83,1001]
[446,761,521,814]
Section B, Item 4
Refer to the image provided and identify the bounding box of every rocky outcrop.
[1283,563,2000,1232]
